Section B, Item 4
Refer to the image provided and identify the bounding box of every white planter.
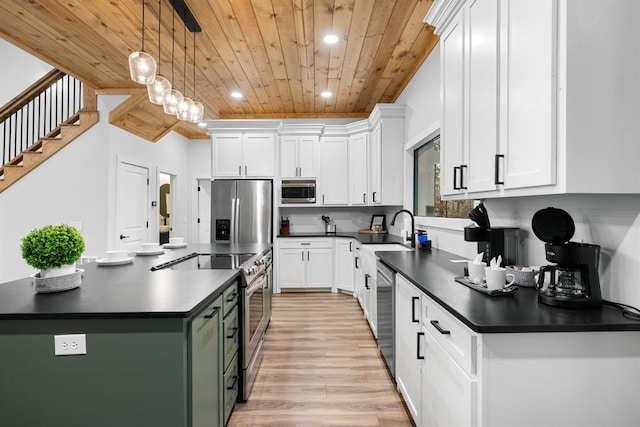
[40,262,76,278]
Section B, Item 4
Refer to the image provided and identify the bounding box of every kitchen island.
[0,243,270,427]
[376,248,640,427]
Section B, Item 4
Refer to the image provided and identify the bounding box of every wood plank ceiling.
[0,0,438,141]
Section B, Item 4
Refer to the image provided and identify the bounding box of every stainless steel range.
[151,249,273,400]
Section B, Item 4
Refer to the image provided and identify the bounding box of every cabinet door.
[243,134,275,177]
[213,134,243,177]
[467,0,500,193]
[440,12,466,196]
[306,248,333,288]
[335,240,355,292]
[422,329,477,427]
[501,0,556,189]
[191,299,223,427]
[369,123,382,204]
[320,137,349,205]
[349,133,369,205]
[298,136,317,178]
[280,136,298,178]
[395,274,422,424]
[354,253,364,307]
[279,249,306,288]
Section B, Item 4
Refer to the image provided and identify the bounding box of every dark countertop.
[278,231,405,245]
[376,248,640,333]
[0,243,271,321]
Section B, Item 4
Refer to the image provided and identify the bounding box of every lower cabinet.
[191,296,224,427]
[279,239,334,289]
[335,239,355,293]
[222,284,240,425]
[396,272,640,427]
[361,247,378,337]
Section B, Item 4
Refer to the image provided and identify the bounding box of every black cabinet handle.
[245,165,248,175]
[495,154,504,185]
[460,165,468,190]
[301,251,304,261]
[355,257,360,269]
[226,375,239,390]
[238,165,242,176]
[430,320,451,335]
[226,327,239,339]
[372,191,377,203]
[417,332,425,360]
[365,274,370,289]
[349,241,353,252]
[225,292,238,302]
[119,234,129,240]
[411,296,419,323]
[453,166,460,190]
[204,307,220,319]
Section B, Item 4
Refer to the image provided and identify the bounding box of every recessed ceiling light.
[197,122,207,128]
[231,91,243,99]
[321,91,332,98]
[323,34,339,45]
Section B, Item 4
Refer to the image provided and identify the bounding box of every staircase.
[0,70,98,194]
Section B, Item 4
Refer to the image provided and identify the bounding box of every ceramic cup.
[485,267,516,291]
[140,243,160,252]
[105,250,127,261]
[467,261,487,284]
[169,237,185,245]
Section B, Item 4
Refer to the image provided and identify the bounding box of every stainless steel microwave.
[281,179,316,204]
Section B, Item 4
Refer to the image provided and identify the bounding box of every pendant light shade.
[177,97,194,120]
[163,89,183,114]
[129,51,156,85]
[190,101,204,122]
[147,75,171,104]
[129,0,156,84]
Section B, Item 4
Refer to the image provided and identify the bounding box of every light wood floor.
[227,292,413,427]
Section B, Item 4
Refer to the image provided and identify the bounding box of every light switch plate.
[54,334,87,356]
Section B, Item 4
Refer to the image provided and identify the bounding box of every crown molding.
[424,0,465,36]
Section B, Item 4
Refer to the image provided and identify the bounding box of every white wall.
[0,38,53,106]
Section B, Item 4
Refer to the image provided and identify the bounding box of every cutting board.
[358,229,388,234]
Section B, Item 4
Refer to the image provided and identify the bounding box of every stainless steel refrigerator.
[210,179,273,244]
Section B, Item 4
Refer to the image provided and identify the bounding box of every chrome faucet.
[391,209,415,248]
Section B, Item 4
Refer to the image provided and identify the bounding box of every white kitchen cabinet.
[320,136,349,205]
[348,133,369,205]
[429,0,640,198]
[354,243,364,307]
[368,105,405,205]
[212,132,275,178]
[361,246,378,337]
[278,239,333,289]
[395,274,422,424]
[280,135,318,178]
[335,239,355,293]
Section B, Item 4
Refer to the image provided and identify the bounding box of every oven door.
[243,272,266,399]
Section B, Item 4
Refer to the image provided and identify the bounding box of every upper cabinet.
[212,132,276,178]
[279,124,323,179]
[428,0,640,198]
[368,105,405,206]
[320,133,349,205]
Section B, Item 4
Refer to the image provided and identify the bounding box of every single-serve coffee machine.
[464,203,520,266]
[532,207,602,309]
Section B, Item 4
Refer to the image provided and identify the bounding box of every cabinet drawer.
[223,354,239,425]
[223,305,239,370]
[223,283,239,317]
[279,238,333,249]
[422,297,477,376]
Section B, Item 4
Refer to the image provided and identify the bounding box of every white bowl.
[105,250,128,261]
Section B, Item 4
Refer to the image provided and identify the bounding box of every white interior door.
[197,179,211,243]
[116,162,149,250]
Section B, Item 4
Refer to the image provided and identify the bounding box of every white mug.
[169,237,184,245]
[485,267,516,291]
[140,242,160,252]
[467,261,487,284]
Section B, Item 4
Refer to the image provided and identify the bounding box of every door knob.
[119,234,130,240]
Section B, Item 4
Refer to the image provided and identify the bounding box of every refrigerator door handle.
[235,197,241,244]
[230,197,236,244]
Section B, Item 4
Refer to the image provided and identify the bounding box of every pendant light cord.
[183,16,187,94]
[193,32,197,100]
[156,0,161,73]
[170,7,175,82]
[141,0,146,51]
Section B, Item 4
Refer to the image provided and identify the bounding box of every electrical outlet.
[54,334,87,356]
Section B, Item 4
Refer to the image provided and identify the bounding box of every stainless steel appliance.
[532,207,603,308]
[281,179,316,204]
[376,259,395,378]
[211,179,273,244]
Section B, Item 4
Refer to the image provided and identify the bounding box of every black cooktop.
[151,253,255,271]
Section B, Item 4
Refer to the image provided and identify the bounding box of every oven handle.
[246,277,266,297]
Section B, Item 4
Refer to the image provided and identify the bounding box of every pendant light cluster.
[128,0,204,123]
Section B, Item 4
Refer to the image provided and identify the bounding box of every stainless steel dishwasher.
[376,260,395,379]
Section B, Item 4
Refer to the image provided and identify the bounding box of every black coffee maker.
[532,207,602,309]
[464,202,520,266]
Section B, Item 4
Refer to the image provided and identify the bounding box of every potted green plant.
[21,224,85,293]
